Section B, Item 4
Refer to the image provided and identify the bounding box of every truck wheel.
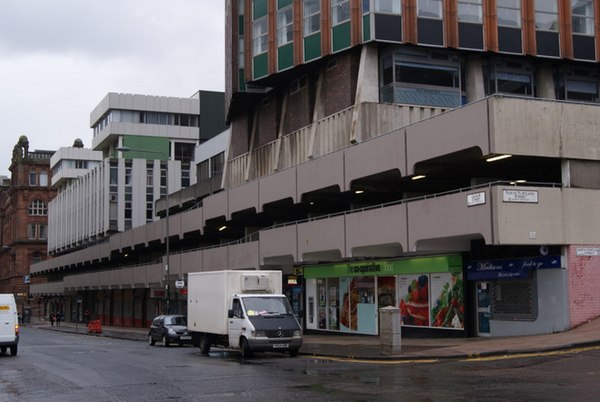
[10,345,17,356]
[148,334,155,346]
[199,334,211,355]
[161,335,170,347]
[240,337,253,358]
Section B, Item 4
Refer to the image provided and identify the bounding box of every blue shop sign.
[466,255,561,280]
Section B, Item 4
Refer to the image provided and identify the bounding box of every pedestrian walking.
[50,313,55,327]
[56,312,61,327]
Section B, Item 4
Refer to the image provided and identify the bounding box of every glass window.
[211,152,225,176]
[277,6,294,47]
[29,200,48,216]
[535,0,558,31]
[253,17,268,55]
[375,0,402,14]
[39,224,47,239]
[332,0,350,25]
[564,79,599,102]
[395,62,459,88]
[239,37,245,69]
[497,0,522,28]
[39,172,48,187]
[28,224,37,239]
[29,172,37,186]
[458,0,482,23]
[572,0,594,35]
[487,64,533,96]
[418,0,442,19]
[304,0,321,36]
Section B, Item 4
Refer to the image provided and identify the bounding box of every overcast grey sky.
[0,0,225,177]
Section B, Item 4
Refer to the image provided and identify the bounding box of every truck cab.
[228,294,302,357]
[0,294,19,356]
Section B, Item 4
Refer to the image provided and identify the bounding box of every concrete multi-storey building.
[32,1,600,338]
[1,136,55,320]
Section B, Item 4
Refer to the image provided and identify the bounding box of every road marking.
[462,345,600,362]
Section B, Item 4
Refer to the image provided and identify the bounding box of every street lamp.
[116,145,172,314]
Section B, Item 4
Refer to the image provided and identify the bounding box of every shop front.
[466,254,566,337]
[303,254,464,335]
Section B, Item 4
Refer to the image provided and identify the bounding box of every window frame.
[277,5,294,47]
[534,0,558,32]
[496,0,522,28]
[28,200,48,216]
[303,0,321,36]
[253,16,269,56]
[571,0,595,36]
[417,0,443,20]
[457,0,482,23]
[331,0,351,26]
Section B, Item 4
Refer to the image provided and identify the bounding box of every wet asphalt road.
[1,326,598,401]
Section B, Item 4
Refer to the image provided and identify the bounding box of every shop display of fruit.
[432,273,464,328]
[399,275,429,326]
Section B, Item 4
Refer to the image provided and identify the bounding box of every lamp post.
[116,146,171,314]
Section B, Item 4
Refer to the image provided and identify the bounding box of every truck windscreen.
[243,297,294,316]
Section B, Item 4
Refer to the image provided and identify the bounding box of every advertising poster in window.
[398,274,430,326]
[431,272,464,329]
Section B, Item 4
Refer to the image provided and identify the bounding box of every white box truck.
[187,270,302,357]
[0,293,19,356]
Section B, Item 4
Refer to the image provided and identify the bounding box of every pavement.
[27,317,600,361]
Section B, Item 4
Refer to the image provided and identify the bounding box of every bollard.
[379,306,401,355]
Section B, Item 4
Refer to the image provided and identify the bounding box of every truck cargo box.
[187,270,282,335]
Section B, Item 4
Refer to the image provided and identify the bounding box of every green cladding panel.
[304,33,321,62]
[363,14,371,41]
[332,22,351,52]
[277,0,293,8]
[238,68,246,91]
[303,255,463,279]
[239,15,244,35]
[253,0,267,19]
[253,53,268,79]
[278,43,293,71]
[122,136,169,160]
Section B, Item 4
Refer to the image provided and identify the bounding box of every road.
[1,326,598,401]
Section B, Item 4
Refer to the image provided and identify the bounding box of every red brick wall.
[568,245,600,327]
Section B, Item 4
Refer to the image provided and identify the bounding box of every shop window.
[380,48,462,108]
[490,277,537,320]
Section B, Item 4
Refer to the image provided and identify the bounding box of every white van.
[0,294,19,356]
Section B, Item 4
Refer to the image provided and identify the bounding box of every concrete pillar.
[379,306,401,355]
[536,64,556,100]
[465,55,486,103]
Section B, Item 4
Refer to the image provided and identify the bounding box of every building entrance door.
[476,281,491,336]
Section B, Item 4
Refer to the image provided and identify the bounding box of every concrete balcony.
[225,102,448,188]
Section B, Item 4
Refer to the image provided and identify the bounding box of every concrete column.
[465,55,486,103]
[536,64,556,99]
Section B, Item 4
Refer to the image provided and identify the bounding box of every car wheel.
[10,345,17,356]
[148,334,155,346]
[199,334,211,355]
[161,335,169,347]
[240,337,253,358]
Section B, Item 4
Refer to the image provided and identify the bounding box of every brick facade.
[567,245,600,327]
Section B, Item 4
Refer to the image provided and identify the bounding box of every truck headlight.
[252,330,267,337]
[168,328,176,335]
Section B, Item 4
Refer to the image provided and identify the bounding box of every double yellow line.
[301,344,600,365]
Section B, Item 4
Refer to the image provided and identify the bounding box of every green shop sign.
[303,254,462,279]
